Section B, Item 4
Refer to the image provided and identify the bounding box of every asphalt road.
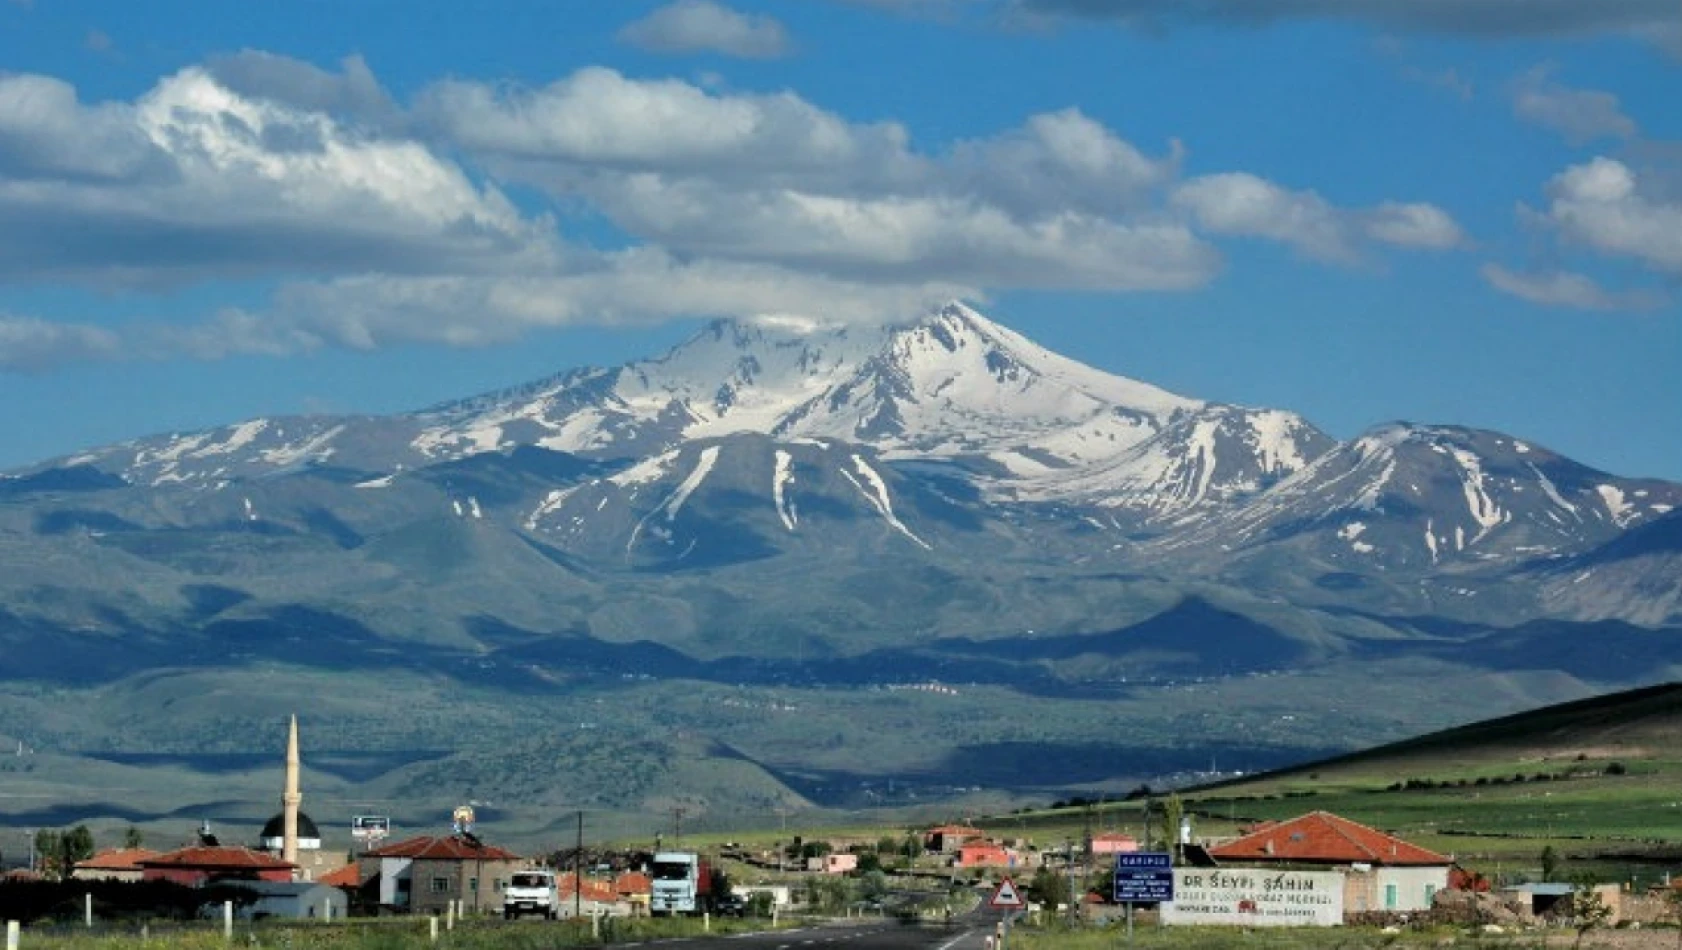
[614,918,1002,950]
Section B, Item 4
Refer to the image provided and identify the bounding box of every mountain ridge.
[3,300,1680,829]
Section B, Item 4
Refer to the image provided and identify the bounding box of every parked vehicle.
[650,851,711,916]
[503,869,560,919]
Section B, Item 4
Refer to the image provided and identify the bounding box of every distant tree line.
[15,825,144,880]
[1385,763,1626,792]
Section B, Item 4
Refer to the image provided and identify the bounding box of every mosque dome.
[258,811,322,851]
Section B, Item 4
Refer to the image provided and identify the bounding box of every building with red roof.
[924,824,983,853]
[73,848,161,883]
[955,842,1019,869]
[317,863,363,889]
[138,846,296,887]
[613,871,652,914]
[1208,811,1451,914]
[554,872,632,918]
[359,834,524,916]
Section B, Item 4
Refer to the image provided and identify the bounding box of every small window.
[1384,883,1398,909]
[431,877,451,895]
[1425,884,1437,904]
[469,878,479,894]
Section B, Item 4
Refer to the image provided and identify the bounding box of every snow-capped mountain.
[54,302,1332,526]
[1159,422,1681,571]
[8,301,1682,830]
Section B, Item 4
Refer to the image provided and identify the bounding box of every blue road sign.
[1113,851,1174,904]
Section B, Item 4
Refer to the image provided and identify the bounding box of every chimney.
[283,715,302,871]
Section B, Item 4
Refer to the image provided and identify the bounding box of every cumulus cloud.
[1172,173,1463,261]
[1532,157,1682,274]
[1512,68,1638,144]
[204,50,402,127]
[0,67,554,287]
[618,0,793,58]
[1480,264,1666,311]
[0,56,1467,369]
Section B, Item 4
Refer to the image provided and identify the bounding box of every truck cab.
[650,851,709,916]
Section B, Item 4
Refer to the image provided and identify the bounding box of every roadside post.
[1112,851,1173,942]
[5,920,17,950]
[222,900,232,942]
[987,876,1025,950]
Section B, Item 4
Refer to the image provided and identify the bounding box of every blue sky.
[1,0,1678,479]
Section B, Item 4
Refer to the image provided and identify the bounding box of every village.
[4,717,1682,940]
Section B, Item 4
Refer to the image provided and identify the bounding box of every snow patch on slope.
[662,446,721,522]
[773,449,799,532]
[1597,484,1636,527]
[841,455,930,549]
[1449,447,1503,536]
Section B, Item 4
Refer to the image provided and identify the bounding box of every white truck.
[503,868,561,919]
[650,851,711,916]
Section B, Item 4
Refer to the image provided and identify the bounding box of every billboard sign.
[1113,851,1174,904]
[351,815,390,843]
[1162,869,1343,927]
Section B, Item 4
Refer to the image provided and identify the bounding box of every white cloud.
[419,69,1215,289]
[618,0,793,58]
[0,56,1471,369]
[0,68,555,286]
[1172,173,1462,261]
[1480,264,1666,311]
[0,316,120,371]
[1512,68,1637,144]
[1535,157,1682,273]
[204,50,401,127]
[416,67,915,185]
[1364,202,1466,249]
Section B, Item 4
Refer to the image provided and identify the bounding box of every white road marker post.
[223,901,233,942]
[5,920,18,950]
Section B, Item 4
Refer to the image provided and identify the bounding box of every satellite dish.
[452,804,476,835]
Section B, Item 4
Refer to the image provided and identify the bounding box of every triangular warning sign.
[988,876,1025,909]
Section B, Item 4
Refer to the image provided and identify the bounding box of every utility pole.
[673,807,687,846]
[575,811,584,922]
[1082,803,1095,888]
[1065,839,1078,927]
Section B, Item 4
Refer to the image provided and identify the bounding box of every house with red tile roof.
[317,863,363,890]
[924,824,983,853]
[614,871,652,914]
[73,848,161,883]
[1208,811,1451,914]
[138,846,296,887]
[359,835,524,917]
[554,873,632,918]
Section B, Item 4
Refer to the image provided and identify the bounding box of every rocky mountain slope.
[2,301,1678,833]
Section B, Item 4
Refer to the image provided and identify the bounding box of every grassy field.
[8,914,780,948]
